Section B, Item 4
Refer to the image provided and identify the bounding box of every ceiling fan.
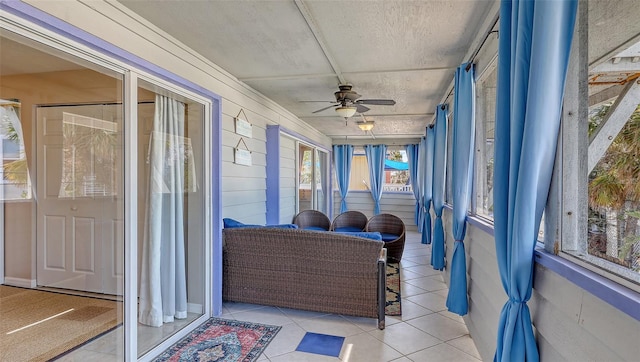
[305,84,396,118]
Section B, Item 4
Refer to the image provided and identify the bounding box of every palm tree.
[588,103,640,271]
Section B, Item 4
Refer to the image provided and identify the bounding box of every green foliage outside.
[588,102,640,271]
[1,114,29,198]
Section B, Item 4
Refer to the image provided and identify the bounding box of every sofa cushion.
[267,223,299,229]
[303,226,329,231]
[223,218,260,228]
[223,218,298,229]
[335,231,383,241]
[380,233,400,242]
[334,226,364,232]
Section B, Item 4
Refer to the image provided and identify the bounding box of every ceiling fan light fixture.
[335,106,357,118]
[357,120,375,131]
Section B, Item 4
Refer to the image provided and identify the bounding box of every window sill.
[466,214,495,237]
[534,248,640,321]
[462,211,640,322]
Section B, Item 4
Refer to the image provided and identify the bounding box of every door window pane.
[58,110,119,198]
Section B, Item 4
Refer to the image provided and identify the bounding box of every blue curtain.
[446,62,476,316]
[333,144,354,213]
[406,143,421,226]
[422,129,435,244]
[364,144,387,215]
[431,105,448,270]
[493,0,577,361]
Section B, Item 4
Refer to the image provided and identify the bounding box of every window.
[1,100,31,200]
[469,56,543,238]
[560,1,640,289]
[445,108,454,204]
[297,142,329,213]
[347,148,411,193]
[385,150,410,192]
[584,100,640,279]
[473,61,497,220]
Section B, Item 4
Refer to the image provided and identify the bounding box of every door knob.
[71,206,78,211]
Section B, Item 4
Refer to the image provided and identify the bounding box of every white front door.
[36,105,123,295]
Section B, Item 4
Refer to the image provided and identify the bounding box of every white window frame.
[471,56,498,221]
[554,2,640,293]
[349,146,413,194]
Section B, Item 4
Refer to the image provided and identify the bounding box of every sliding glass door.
[297,142,329,214]
[1,30,126,361]
[315,149,328,215]
[1,19,213,360]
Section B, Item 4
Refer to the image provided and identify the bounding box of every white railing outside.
[382,184,412,192]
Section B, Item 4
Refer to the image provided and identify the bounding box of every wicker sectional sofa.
[222,227,387,329]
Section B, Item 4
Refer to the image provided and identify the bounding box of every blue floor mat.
[295,332,345,357]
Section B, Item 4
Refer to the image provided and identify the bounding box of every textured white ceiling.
[1,1,637,142]
[118,0,496,141]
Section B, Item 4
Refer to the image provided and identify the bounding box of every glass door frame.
[1,4,222,361]
[296,140,330,215]
[132,74,214,361]
[315,148,329,215]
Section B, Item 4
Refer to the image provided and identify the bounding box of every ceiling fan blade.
[300,100,336,103]
[355,104,370,113]
[312,104,339,113]
[355,99,396,106]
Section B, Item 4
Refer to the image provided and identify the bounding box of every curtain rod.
[433,11,501,123]
[467,28,499,68]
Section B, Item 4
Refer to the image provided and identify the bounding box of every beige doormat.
[0,285,122,361]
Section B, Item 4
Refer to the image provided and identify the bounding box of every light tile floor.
[60,230,481,361]
[220,230,481,362]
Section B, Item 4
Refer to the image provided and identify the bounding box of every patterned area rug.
[153,317,281,362]
[385,262,402,316]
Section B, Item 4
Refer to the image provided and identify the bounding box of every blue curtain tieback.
[507,299,528,304]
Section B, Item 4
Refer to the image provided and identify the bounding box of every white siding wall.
[221,106,267,224]
[441,209,640,361]
[22,1,332,229]
[279,135,297,224]
[332,191,417,231]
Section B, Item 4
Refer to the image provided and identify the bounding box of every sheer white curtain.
[138,95,188,327]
